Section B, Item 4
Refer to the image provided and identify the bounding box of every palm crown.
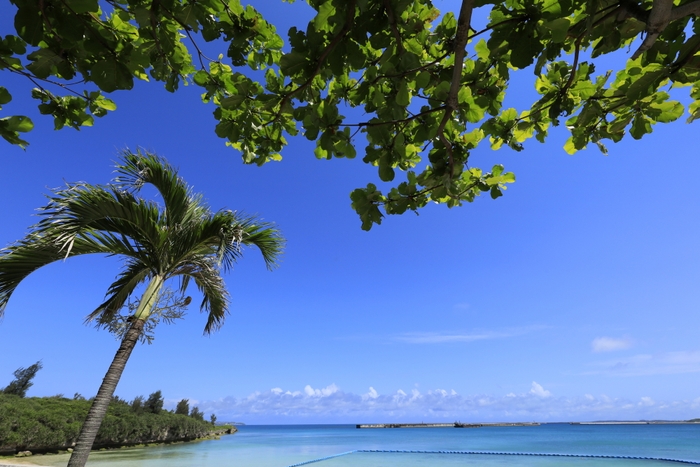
[0,150,284,332]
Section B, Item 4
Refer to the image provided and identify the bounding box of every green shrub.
[0,394,216,454]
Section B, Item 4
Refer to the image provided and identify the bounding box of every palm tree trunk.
[66,318,145,467]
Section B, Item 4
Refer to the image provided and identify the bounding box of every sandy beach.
[0,454,65,467]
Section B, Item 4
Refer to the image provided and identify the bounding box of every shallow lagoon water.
[31,424,700,467]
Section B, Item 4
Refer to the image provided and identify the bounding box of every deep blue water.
[36,424,700,467]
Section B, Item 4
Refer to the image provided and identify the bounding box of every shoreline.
[0,430,236,467]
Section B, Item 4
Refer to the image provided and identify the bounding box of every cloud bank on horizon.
[187,382,700,424]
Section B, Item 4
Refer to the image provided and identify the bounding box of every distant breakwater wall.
[356,423,540,429]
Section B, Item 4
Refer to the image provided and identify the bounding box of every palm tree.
[0,150,283,467]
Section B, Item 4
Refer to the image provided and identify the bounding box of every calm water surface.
[32,424,700,467]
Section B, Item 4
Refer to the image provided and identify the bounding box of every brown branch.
[149,0,167,61]
[468,15,527,42]
[670,0,700,20]
[56,0,119,56]
[379,52,449,81]
[339,105,446,127]
[669,33,700,73]
[38,0,61,40]
[0,58,89,100]
[632,0,674,59]
[380,179,480,208]
[156,4,216,69]
[383,0,404,54]
[436,0,474,176]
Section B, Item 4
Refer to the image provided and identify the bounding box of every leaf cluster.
[3,0,700,228]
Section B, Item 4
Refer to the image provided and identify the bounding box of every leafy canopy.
[2,0,699,228]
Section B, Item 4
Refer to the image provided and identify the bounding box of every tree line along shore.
[0,393,235,456]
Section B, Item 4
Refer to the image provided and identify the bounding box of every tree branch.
[339,106,446,128]
[383,0,404,54]
[436,0,474,175]
[631,0,674,59]
[670,0,700,20]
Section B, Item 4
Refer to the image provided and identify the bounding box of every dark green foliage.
[130,396,145,414]
[111,395,129,406]
[175,399,189,416]
[144,391,163,415]
[189,406,204,421]
[210,414,217,426]
[0,394,218,454]
[2,361,42,398]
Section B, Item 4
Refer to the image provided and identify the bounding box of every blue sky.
[1,0,699,424]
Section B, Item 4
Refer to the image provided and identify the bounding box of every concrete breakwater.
[356,422,540,429]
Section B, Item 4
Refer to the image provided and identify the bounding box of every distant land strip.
[357,421,700,429]
[356,422,540,429]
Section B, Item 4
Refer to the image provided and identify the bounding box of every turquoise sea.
[33,424,700,467]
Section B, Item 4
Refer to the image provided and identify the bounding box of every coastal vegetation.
[0,151,283,467]
[0,392,234,455]
[1,361,42,398]
[3,1,700,228]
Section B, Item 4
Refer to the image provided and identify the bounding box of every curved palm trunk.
[66,318,145,467]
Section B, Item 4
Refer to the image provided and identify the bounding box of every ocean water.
[31,424,700,467]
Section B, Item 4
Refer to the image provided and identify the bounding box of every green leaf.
[563,137,579,154]
[220,95,246,109]
[649,101,683,123]
[91,57,133,92]
[626,70,665,101]
[630,115,651,139]
[14,8,44,46]
[4,115,34,132]
[314,2,336,32]
[65,0,99,14]
[543,18,570,43]
[26,49,63,79]
[280,51,308,76]
[0,87,11,106]
[396,81,409,106]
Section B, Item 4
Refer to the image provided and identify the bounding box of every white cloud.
[639,397,654,407]
[304,384,339,397]
[586,350,700,376]
[396,326,546,344]
[592,336,633,353]
[529,382,551,398]
[189,383,700,424]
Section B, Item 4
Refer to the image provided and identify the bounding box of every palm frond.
[87,259,151,325]
[114,150,201,229]
[218,213,284,271]
[183,259,230,334]
[33,182,162,259]
[0,236,128,316]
